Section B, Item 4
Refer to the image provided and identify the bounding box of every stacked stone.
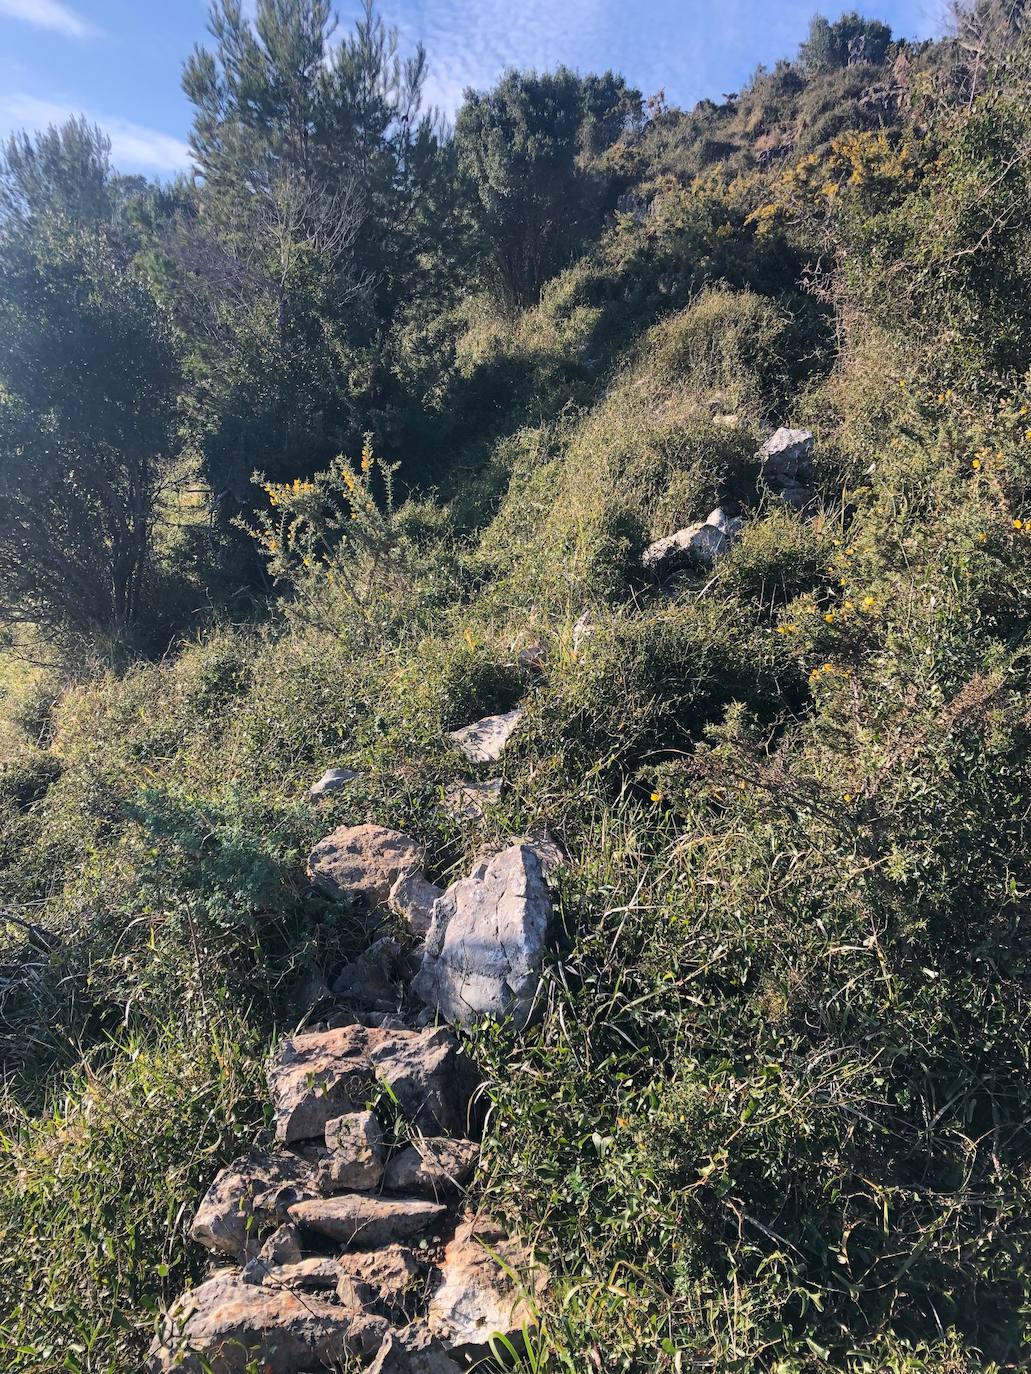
[152,717,551,1374]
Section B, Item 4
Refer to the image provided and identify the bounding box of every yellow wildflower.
[971,457,981,470]
[650,791,663,803]
[862,596,875,610]
[824,610,835,623]
[1015,518,1024,530]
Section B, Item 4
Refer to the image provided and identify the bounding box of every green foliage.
[454,67,642,307]
[5,6,1031,1372]
[0,122,183,649]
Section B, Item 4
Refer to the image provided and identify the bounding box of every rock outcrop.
[427,1215,545,1363]
[190,1148,317,1259]
[289,1193,447,1247]
[149,1273,386,1373]
[154,765,551,1374]
[412,844,551,1030]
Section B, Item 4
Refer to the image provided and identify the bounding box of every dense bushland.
[3,2,1031,1370]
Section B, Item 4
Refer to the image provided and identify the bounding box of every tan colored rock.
[389,871,444,938]
[428,1215,545,1363]
[269,1022,466,1142]
[336,1245,424,1318]
[241,1256,341,1290]
[257,1222,302,1267]
[148,1273,386,1374]
[308,824,425,905]
[384,1138,479,1199]
[316,1110,385,1192]
[189,1149,316,1259]
[289,1193,447,1248]
[367,1323,464,1374]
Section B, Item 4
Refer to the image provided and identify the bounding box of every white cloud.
[0,0,98,40]
[0,94,192,175]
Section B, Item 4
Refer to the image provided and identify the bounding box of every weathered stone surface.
[331,936,405,1011]
[309,767,361,801]
[149,1273,386,1374]
[384,1138,479,1199]
[316,1110,386,1192]
[308,824,426,905]
[189,1149,316,1259]
[642,508,737,578]
[412,844,551,1030]
[269,1023,466,1142]
[258,1222,302,1267]
[289,1194,447,1248]
[757,426,814,480]
[448,710,524,765]
[368,1323,465,1374]
[241,1256,341,1289]
[777,481,815,511]
[389,871,445,938]
[442,778,503,822]
[427,1216,544,1364]
[336,1245,424,1317]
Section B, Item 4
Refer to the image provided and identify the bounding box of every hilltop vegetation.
[2,2,1031,1370]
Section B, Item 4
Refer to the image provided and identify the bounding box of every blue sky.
[0,0,947,176]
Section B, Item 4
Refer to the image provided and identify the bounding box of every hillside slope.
[2,9,1031,1373]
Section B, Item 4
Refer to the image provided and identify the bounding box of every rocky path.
[150,717,551,1374]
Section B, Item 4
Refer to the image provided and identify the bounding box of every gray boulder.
[189,1149,316,1259]
[308,824,425,906]
[309,767,360,801]
[411,844,551,1030]
[642,508,738,579]
[757,427,814,481]
[448,710,523,764]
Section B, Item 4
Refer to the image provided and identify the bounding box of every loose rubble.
[151,738,551,1373]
